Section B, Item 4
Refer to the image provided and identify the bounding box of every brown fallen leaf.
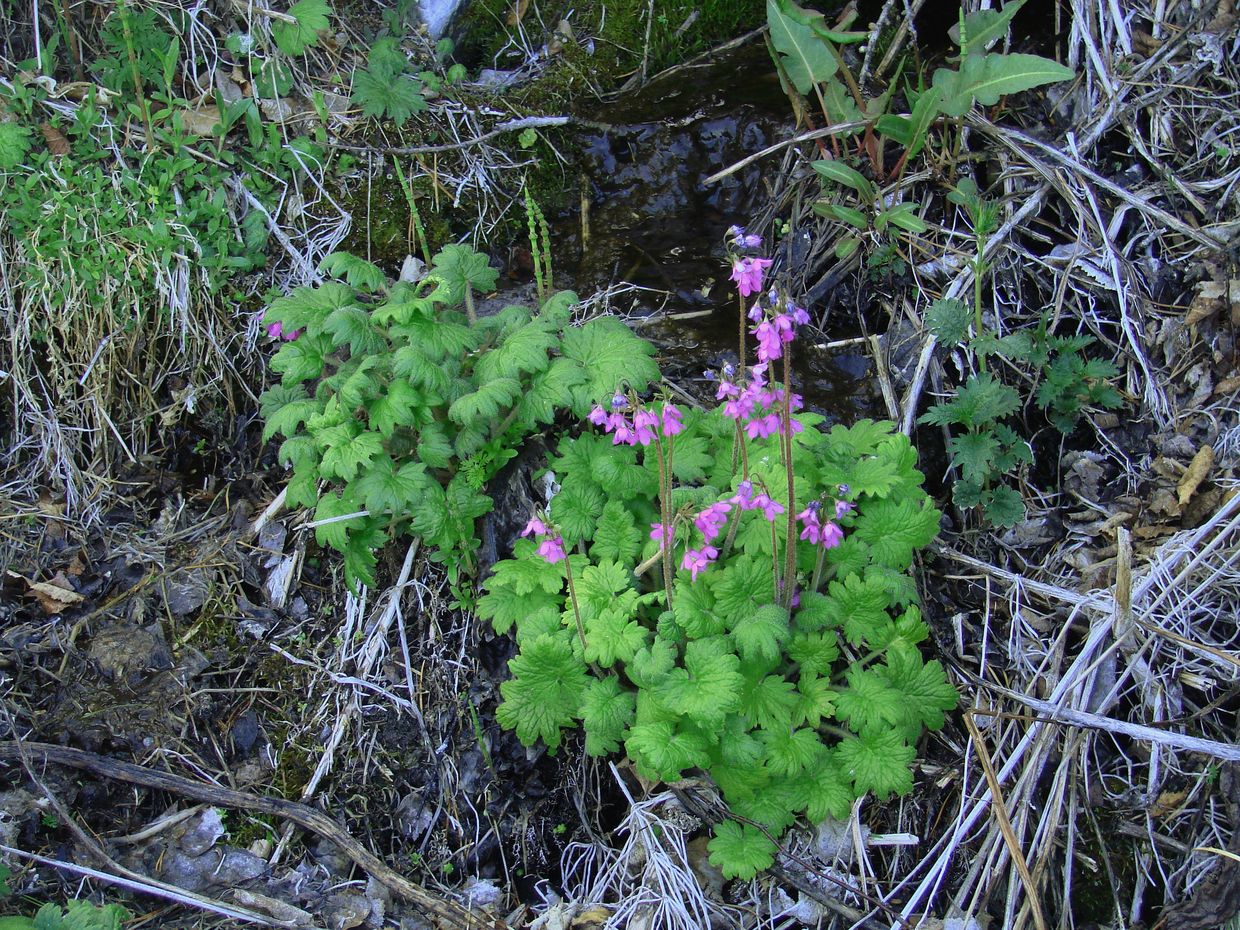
[1187,279,1227,326]
[1178,444,1215,508]
[506,0,532,26]
[1150,789,1188,819]
[23,571,84,614]
[40,122,69,155]
[180,104,221,136]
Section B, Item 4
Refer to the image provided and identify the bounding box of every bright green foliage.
[259,249,658,595]
[0,901,130,930]
[496,634,590,751]
[707,821,778,880]
[351,38,428,125]
[271,0,332,55]
[486,410,953,879]
[0,123,32,169]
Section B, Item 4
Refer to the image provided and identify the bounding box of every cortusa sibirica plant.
[481,227,957,880]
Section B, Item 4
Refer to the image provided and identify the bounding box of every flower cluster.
[521,516,566,564]
[671,480,789,580]
[749,291,810,364]
[727,226,771,298]
[796,497,853,549]
[588,395,683,447]
[711,362,804,440]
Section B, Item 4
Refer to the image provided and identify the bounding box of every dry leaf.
[1150,790,1187,819]
[506,0,532,26]
[40,122,69,155]
[180,105,221,136]
[1177,444,1215,507]
[1214,375,1240,396]
[24,571,84,614]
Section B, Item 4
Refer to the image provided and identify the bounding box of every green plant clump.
[0,900,130,930]
[258,247,659,596]
[479,241,954,880]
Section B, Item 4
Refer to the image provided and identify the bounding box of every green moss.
[456,0,765,107]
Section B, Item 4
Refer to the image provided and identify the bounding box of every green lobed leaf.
[497,633,590,752]
[837,729,916,800]
[271,0,331,54]
[318,251,386,291]
[707,821,777,880]
[580,676,636,756]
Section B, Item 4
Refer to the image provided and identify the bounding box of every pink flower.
[650,522,670,542]
[730,257,774,298]
[661,404,684,436]
[537,536,567,564]
[694,501,732,543]
[835,500,854,519]
[819,522,844,549]
[681,545,719,581]
[731,481,756,510]
[521,517,548,537]
[753,493,784,522]
[266,321,303,340]
[634,409,659,446]
[753,320,783,362]
[588,405,608,425]
[745,413,781,440]
[612,422,636,445]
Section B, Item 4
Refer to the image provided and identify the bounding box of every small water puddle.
[555,42,883,421]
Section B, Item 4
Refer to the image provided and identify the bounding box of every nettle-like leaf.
[625,721,712,781]
[271,333,333,385]
[560,317,659,415]
[920,372,1020,430]
[475,324,556,381]
[552,481,606,546]
[319,251,386,291]
[797,752,854,821]
[367,379,431,437]
[738,669,798,730]
[313,488,367,550]
[654,639,743,728]
[759,725,821,777]
[878,642,958,733]
[835,666,905,737]
[260,384,322,441]
[925,297,971,346]
[318,424,383,482]
[265,283,357,334]
[271,0,331,54]
[948,430,1000,485]
[837,728,916,800]
[0,122,33,169]
[353,453,427,515]
[825,571,892,646]
[447,377,521,425]
[497,633,590,752]
[519,357,587,426]
[591,501,643,564]
[787,631,840,678]
[708,821,777,880]
[584,608,650,668]
[580,676,636,756]
[855,498,941,571]
[431,244,499,303]
[793,672,837,728]
[731,604,790,664]
[984,483,1025,527]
